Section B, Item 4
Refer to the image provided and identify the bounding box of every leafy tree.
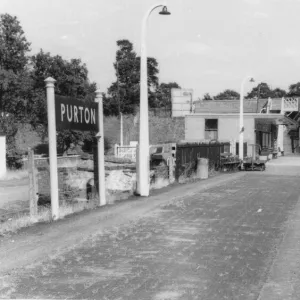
[246,82,273,99]
[0,13,31,112]
[31,50,95,99]
[288,82,300,97]
[153,82,180,109]
[203,93,213,100]
[0,14,31,73]
[272,88,286,98]
[30,50,98,153]
[106,39,160,115]
[214,89,240,100]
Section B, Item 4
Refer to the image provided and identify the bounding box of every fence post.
[28,148,38,217]
[168,157,175,183]
[114,144,118,157]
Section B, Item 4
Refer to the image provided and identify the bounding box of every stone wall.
[105,115,185,147]
[23,155,83,201]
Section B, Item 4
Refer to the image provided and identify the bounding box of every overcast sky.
[1,0,300,99]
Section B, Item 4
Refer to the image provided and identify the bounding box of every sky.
[1,0,300,99]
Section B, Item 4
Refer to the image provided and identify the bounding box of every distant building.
[183,97,300,156]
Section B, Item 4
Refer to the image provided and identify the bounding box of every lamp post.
[116,61,123,146]
[239,76,255,163]
[137,4,171,196]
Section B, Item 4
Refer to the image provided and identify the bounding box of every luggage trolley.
[242,144,266,171]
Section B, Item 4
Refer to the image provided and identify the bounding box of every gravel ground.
[1,173,300,299]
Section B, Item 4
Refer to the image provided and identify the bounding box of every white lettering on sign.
[61,104,65,121]
[74,106,78,123]
[84,107,90,123]
[67,105,73,122]
[79,106,83,123]
[91,109,96,124]
[60,104,97,125]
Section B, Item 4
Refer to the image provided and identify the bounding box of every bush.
[6,150,26,170]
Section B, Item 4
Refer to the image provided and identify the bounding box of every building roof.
[194,99,268,114]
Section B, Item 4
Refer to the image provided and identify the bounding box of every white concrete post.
[120,112,123,146]
[0,136,6,178]
[267,97,271,114]
[114,144,118,157]
[95,89,106,206]
[277,125,284,154]
[45,77,59,220]
[239,82,245,162]
[281,97,285,114]
[239,76,254,162]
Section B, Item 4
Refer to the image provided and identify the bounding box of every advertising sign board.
[171,88,194,117]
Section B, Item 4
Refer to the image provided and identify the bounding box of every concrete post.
[28,148,38,217]
[120,112,123,146]
[45,77,59,220]
[95,89,106,206]
[239,83,245,162]
[277,125,284,154]
[0,136,6,178]
[281,97,285,114]
[168,157,175,183]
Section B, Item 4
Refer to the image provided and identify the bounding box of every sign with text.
[55,95,99,131]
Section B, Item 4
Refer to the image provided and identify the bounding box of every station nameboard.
[55,95,99,131]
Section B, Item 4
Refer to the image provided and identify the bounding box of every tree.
[31,50,95,99]
[214,89,240,100]
[246,82,273,99]
[0,14,31,73]
[0,14,31,112]
[106,39,160,115]
[30,50,97,153]
[203,93,213,100]
[288,82,300,97]
[154,82,180,109]
[272,88,286,98]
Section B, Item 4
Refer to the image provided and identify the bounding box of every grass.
[0,169,28,181]
[0,201,90,236]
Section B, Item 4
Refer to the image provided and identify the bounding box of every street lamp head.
[159,6,171,15]
[249,77,255,83]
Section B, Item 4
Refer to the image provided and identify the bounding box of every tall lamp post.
[239,76,255,163]
[116,61,123,146]
[137,4,171,196]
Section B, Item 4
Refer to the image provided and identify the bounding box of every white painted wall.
[185,117,205,141]
[185,115,255,156]
[0,136,6,178]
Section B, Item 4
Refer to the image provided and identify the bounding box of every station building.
[181,97,300,157]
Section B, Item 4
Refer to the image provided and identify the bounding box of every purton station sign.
[55,95,99,131]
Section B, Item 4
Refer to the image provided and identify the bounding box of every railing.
[283,98,299,112]
[114,145,137,161]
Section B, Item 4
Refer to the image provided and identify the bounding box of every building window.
[205,119,218,140]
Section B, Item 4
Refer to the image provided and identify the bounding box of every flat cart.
[220,153,241,172]
[242,144,266,171]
